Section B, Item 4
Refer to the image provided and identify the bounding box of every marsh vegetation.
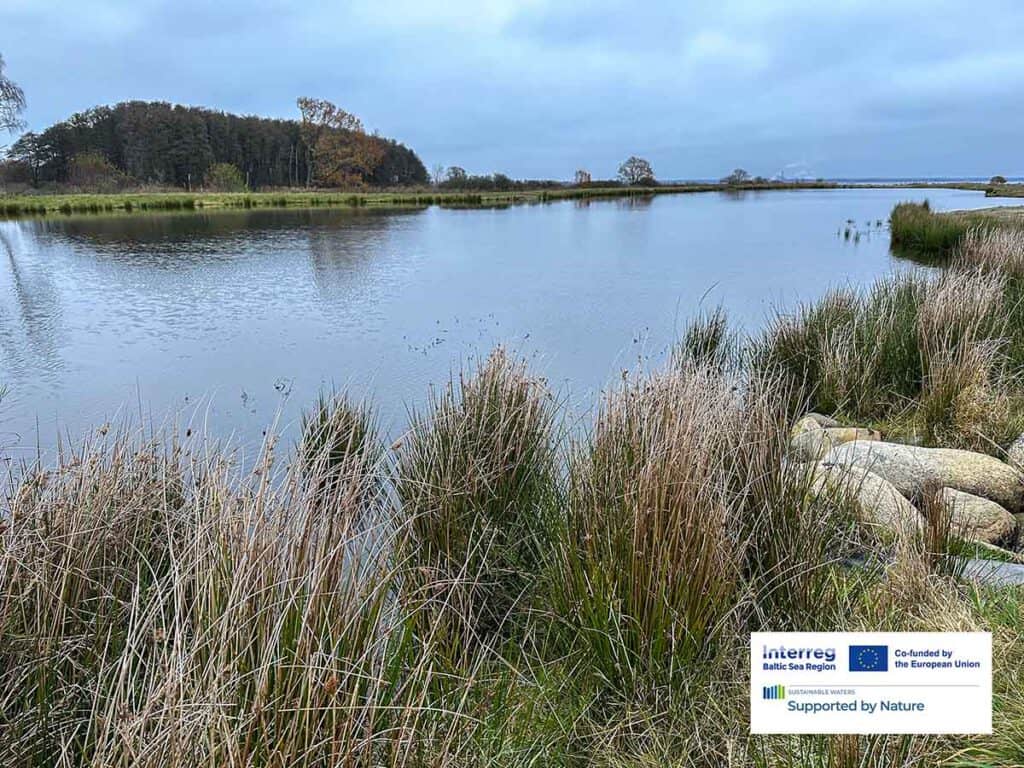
[3,218,1024,766]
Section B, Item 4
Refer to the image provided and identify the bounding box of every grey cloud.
[2,0,1023,179]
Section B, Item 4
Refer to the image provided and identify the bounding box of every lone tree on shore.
[617,156,655,185]
[574,169,591,185]
[445,166,468,184]
[0,54,26,142]
[990,175,1007,185]
[721,168,751,186]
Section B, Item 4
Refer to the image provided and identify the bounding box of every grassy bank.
[986,183,1024,198]
[773,209,1024,447]
[1,181,1010,221]
[4,219,1024,766]
[888,200,1024,261]
[0,180,846,219]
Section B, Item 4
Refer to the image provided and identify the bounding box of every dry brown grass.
[957,225,1024,276]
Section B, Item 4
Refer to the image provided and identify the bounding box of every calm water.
[0,188,1014,460]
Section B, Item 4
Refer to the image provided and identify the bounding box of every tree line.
[3,98,428,190]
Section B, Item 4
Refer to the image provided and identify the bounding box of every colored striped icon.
[762,684,786,700]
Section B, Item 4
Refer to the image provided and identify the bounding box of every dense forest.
[3,100,428,190]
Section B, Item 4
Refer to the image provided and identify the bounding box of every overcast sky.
[3,0,1023,179]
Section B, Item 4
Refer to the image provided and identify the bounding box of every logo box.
[750,632,991,734]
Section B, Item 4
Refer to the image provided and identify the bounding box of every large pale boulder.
[822,441,1024,512]
[810,462,923,537]
[792,416,824,438]
[806,412,841,428]
[936,488,1016,544]
[791,426,881,462]
[1006,433,1024,472]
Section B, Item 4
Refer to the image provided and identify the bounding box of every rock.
[791,415,824,438]
[810,462,923,537]
[1006,433,1024,472]
[936,488,1016,544]
[828,426,881,443]
[822,441,1024,512]
[806,412,841,428]
[790,426,881,462]
[962,559,1024,587]
[790,429,829,461]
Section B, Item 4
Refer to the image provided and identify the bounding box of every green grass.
[757,253,1024,452]
[396,348,561,659]
[0,180,855,220]
[889,201,985,261]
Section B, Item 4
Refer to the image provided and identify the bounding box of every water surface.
[0,188,1014,459]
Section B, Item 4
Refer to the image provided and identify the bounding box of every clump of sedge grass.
[915,266,1023,449]
[672,305,741,371]
[889,200,979,261]
[958,226,1024,277]
[396,347,560,658]
[756,273,924,419]
[546,362,857,696]
[757,265,1024,450]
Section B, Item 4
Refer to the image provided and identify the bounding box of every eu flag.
[849,645,888,672]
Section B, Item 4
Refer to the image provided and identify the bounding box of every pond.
[0,188,1014,460]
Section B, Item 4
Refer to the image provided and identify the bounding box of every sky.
[2,0,1023,180]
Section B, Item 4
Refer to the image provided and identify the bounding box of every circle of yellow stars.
[856,648,882,670]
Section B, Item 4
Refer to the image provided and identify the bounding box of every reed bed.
[958,225,1024,276]
[889,201,982,261]
[758,262,1024,450]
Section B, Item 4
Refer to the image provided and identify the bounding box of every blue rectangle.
[849,645,888,672]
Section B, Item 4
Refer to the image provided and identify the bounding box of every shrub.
[67,152,127,192]
[205,162,246,192]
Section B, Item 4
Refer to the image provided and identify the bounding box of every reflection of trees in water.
[34,209,294,248]
[36,207,422,248]
[719,189,752,201]
[0,223,63,381]
[305,210,420,305]
[616,195,654,209]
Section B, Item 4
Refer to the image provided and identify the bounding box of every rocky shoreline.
[791,412,1024,555]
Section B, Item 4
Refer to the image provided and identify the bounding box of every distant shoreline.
[1,180,1021,220]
